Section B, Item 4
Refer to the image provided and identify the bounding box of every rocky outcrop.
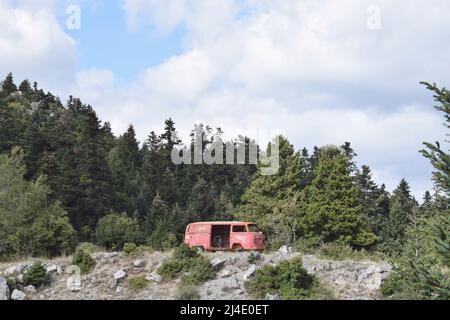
[0,250,391,300]
[301,255,392,300]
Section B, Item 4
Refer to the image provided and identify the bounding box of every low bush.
[122,243,153,257]
[244,258,316,300]
[318,243,383,262]
[72,249,96,274]
[128,276,149,291]
[76,242,100,254]
[247,252,261,264]
[95,212,143,250]
[23,261,48,287]
[295,236,323,254]
[174,283,200,300]
[157,244,215,284]
[173,244,198,260]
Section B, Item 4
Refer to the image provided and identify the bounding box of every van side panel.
[185,224,211,250]
[230,224,252,250]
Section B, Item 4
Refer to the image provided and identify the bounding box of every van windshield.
[247,224,260,232]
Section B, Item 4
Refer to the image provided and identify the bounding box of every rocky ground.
[0,247,391,300]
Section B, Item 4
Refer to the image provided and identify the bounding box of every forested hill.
[0,73,448,299]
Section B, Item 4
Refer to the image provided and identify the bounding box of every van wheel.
[232,244,243,252]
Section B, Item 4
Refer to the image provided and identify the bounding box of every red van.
[184,221,265,251]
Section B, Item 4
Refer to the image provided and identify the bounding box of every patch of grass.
[72,249,96,274]
[128,276,149,291]
[23,261,48,287]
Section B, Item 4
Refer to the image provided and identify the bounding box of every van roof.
[188,221,255,225]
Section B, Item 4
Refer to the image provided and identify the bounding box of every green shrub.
[122,243,153,257]
[318,243,383,262]
[184,256,216,285]
[123,243,139,256]
[128,276,149,291]
[72,249,96,274]
[244,258,315,300]
[23,261,48,287]
[147,224,179,250]
[295,236,323,254]
[95,212,143,250]
[158,259,187,280]
[16,212,78,258]
[248,252,261,264]
[173,244,198,260]
[157,245,215,284]
[175,283,200,300]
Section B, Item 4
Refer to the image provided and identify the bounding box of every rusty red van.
[184,221,265,251]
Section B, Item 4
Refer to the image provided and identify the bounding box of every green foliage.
[173,244,198,260]
[122,242,153,257]
[0,148,78,260]
[122,243,138,256]
[23,261,48,287]
[72,249,96,274]
[76,242,100,254]
[420,82,450,196]
[301,147,376,247]
[245,258,315,300]
[318,243,384,262]
[157,245,215,284]
[128,276,149,291]
[174,282,200,300]
[248,252,261,264]
[95,212,143,250]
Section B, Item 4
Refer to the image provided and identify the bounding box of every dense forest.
[0,73,448,299]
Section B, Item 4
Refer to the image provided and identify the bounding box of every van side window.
[232,225,246,232]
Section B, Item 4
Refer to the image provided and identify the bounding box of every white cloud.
[110,0,450,199]
[0,0,77,91]
[2,0,448,200]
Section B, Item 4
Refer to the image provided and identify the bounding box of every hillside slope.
[0,248,391,300]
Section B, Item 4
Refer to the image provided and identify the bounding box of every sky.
[1,0,449,200]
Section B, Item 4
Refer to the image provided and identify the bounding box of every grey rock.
[24,285,36,294]
[11,289,26,301]
[133,259,146,268]
[265,293,280,300]
[211,257,228,270]
[46,265,63,274]
[114,269,127,281]
[4,264,28,277]
[146,273,162,283]
[95,252,119,260]
[115,286,124,294]
[243,265,257,281]
[0,277,10,300]
[278,245,292,255]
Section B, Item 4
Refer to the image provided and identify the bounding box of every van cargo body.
[184,221,265,251]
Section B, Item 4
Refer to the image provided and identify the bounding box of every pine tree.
[239,136,305,237]
[188,178,216,222]
[1,73,17,97]
[301,146,376,247]
[379,179,414,256]
[420,82,450,196]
